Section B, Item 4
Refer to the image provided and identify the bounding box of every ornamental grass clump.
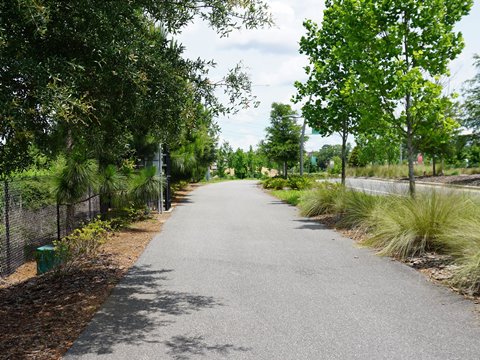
[339,191,384,229]
[299,182,346,217]
[363,191,471,260]
[437,204,480,294]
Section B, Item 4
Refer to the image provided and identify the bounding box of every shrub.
[11,176,56,210]
[171,180,189,197]
[263,177,288,190]
[363,192,471,259]
[298,182,346,217]
[54,218,111,271]
[328,156,342,175]
[287,175,313,190]
[107,207,151,230]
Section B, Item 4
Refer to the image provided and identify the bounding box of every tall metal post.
[165,147,172,211]
[4,181,11,274]
[158,144,164,214]
[300,119,307,176]
[57,203,61,241]
[88,186,92,220]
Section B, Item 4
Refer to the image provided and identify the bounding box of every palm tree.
[54,157,97,233]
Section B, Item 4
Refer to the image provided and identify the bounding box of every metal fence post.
[158,144,164,214]
[57,203,61,241]
[88,186,92,220]
[165,147,172,211]
[4,181,11,274]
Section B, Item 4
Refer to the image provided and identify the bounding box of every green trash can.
[36,245,61,274]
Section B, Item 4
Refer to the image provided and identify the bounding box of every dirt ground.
[0,185,196,360]
[416,174,480,187]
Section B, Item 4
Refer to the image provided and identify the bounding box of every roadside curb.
[349,176,480,192]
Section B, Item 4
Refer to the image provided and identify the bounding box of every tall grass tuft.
[299,182,346,217]
[339,191,384,229]
[437,206,480,294]
[363,192,471,259]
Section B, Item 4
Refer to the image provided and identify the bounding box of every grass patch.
[271,189,308,206]
[363,192,472,259]
[347,164,480,179]
[298,182,346,217]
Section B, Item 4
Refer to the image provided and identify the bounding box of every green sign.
[312,128,321,135]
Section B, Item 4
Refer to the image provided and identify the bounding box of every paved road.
[66,181,480,359]
[329,177,480,197]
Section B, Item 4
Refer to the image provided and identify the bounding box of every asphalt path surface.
[66,180,480,359]
[329,177,480,197]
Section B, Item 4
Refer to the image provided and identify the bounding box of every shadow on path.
[293,219,327,230]
[165,335,251,360]
[68,265,223,356]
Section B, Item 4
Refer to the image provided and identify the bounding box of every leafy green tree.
[355,131,401,166]
[314,144,351,170]
[0,0,272,177]
[262,103,302,178]
[416,97,461,175]
[463,55,480,133]
[171,109,218,182]
[348,146,366,168]
[231,149,248,179]
[295,4,366,185]
[215,142,234,178]
[344,0,473,195]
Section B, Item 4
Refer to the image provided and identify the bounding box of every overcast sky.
[178,1,480,152]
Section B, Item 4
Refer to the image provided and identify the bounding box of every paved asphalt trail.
[66,181,480,359]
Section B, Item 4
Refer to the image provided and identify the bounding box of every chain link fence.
[0,181,100,277]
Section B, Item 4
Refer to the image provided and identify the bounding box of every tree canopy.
[0,0,272,176]
[261,103,302,178]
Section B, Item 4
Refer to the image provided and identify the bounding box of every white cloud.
[256,55,308,87]
[178,0,480,151]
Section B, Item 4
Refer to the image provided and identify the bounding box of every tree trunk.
[341,123,348,186]
[283,161,287,179]
[432,155,436,176]
[406,115,416,198]
[404,10,415,198]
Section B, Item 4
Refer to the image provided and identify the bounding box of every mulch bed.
[0,185,196,360]
[415,174,480,187]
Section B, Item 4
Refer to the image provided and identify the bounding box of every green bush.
[263,177,288,190]
[11,175,56,210]
[287,175,313,190]
[107,207,151,230]
[54,218,111,271]
[328,156,342,175]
